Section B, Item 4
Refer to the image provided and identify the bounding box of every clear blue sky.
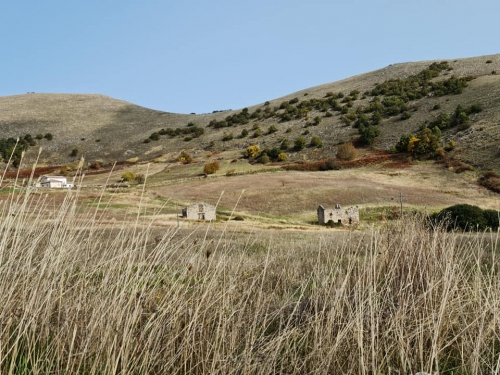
[1,0,498,114]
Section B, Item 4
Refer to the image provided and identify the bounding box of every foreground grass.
[0,185,499,374]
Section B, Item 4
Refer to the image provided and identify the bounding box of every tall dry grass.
[0,180,499,374]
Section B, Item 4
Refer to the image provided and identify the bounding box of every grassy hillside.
[0,54,498,172]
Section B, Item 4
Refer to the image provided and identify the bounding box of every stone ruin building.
[181,202,216,221]
[317,204,360,226]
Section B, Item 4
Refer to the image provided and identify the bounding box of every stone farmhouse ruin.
[317,204,359,226]
[182,202,216,221]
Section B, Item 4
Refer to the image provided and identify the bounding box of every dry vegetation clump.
[479,170,500,193]
[0,182,499,374]
[282,158,339,171]
[336,142,359,161]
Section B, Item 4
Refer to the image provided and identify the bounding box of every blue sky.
[1,0,498,114]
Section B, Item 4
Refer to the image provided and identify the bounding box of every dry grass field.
[63,156,497,229]
[0,177,498,374]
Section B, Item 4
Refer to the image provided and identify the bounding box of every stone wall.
[182,202,216,221]
[317,204,359,226]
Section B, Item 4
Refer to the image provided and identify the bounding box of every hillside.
[0,54,499,172]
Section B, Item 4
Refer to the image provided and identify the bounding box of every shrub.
[35,134,44,140]
[285,128,292,133]
[203,161,220,174]
[277,152,288,161]
[268,124,278,134]
[310,136,323,148]
[44,133,53,141]
[243,145,261,159]
[241,129,249,138]
[178,150,193,164]
[435,204,488,231]
[136,174,145,184]
[444,140,456,151]
[222,133,234,142]
[483,210,499,230]
[358,125,381,145]
[253,129,262,138]
[400,111,411,120]
[149,132,160,141]
[70,148,78,157]
[121,171,137,182]
[280,139,290,150]
[336,143,358,161]
[294,137,307,151]
[258,154,270,164]
[478,171,500,193]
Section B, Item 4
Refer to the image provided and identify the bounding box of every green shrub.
[483,210,499,230]
[149,132,160,141]
[436,204,488,231]
[294,137,307,151]
[268,124,278,134]
[400,111,411,120]
[70,148,78,157]
[358,125,381,145]
[253,129,262,138]
[280,139,289,150]
[121,171,137,182]
[44,133,53,141]
[310,136,323,148]
[241,129,249,138]
[259,154,270,164]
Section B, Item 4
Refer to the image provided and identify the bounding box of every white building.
[39,176,74,189]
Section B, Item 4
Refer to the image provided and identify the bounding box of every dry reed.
[0,179,498,374]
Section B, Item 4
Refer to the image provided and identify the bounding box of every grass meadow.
[0,175,499,374]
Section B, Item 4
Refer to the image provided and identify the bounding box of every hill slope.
[0,54,499,171]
